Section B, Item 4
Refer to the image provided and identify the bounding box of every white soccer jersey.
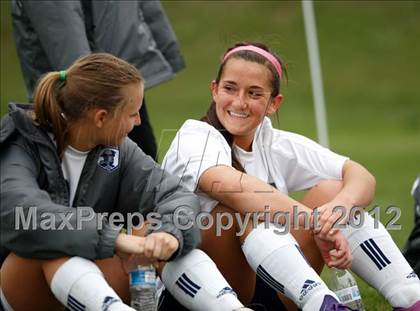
[162,117,348,213]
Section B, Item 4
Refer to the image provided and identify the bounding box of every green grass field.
[1,1,420,310]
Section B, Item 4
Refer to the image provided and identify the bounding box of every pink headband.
[223,45,282,79]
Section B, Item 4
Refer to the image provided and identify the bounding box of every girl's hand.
[115,232,146,256]
[115,232,179,261]
[314,231,352,269]
[115,232,179,273]
[313,198,354,237]
[142,232,179,262]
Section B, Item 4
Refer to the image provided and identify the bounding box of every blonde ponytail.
[33,71,68,157]
[32,53,143,158]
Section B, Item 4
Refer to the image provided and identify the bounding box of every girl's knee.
[2,252,46,283]
[1,253,63,311]
[3,252,43,267]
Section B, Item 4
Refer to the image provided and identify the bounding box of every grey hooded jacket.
[0,104,200,263]
[11,0,185,99]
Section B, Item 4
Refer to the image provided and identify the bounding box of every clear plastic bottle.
[330,268,365,311]
[129,265,157,311]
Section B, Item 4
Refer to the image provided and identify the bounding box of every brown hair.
[201,42,287,172]
[33,53,143,157]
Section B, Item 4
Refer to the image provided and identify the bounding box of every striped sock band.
[360,238,391,270]
[175,273,201,298]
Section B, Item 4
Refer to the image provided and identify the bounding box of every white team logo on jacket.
[97,148,119,172]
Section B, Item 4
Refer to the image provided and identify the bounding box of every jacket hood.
[0,102,49,145]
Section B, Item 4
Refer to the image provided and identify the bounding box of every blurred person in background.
[11,0,186,160]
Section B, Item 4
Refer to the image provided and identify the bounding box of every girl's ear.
[266,94,284,115]
[210,80,218,100]
[93,109,109,128]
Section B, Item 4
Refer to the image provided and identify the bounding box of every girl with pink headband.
[161,42,420,311]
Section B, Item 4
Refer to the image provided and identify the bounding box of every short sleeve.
[162,120,232,212]
[271,130,349,192]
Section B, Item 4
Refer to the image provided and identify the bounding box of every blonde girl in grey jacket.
[0,53,199,311]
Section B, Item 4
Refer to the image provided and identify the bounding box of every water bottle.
[330,268,365,310]
[129,265,157,311]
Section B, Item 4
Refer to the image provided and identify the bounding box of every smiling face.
[211,58,283,151]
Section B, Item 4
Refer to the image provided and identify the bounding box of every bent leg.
[199,204,345,311]
[242,222,342,311]
[1,253,63,311]
[48,256,133,311]
[1,252,133,311]
[277,180,343,310]
[293,179,344,274]
[161,249,244,311]
[342,212,420,309]
[199,204,256,304]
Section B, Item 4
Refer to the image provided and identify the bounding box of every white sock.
[0,289,14,311]
[241,223,339,311]
[161,249,244,311]
[342,212,420,308]
[50,256,134,311]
